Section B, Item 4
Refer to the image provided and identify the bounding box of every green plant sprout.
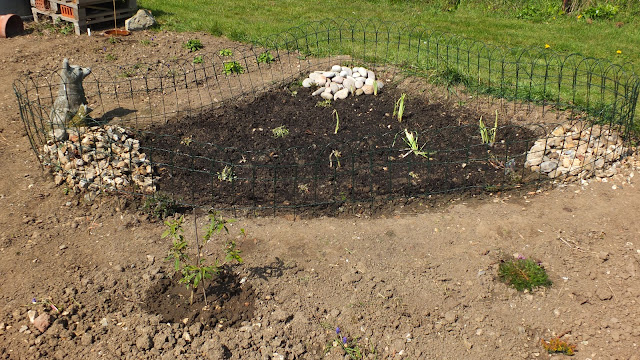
[396,129,435,159]
[479,110,498,145]
[163,212,243,305]
[219,48,233,56]
[142,193,183,219]
[139,39,151,46]
[272,125,289,138]
[393,93,406,122]
[329,150,342,168]
[217,165,236,182]
[333,109,340,134]
[223,61,244,75]
[183,39,203,52]
[373,80,378,96]
[193,55,204,64]
[257,51,275,64]
[498,257,552,291]
[315,99,332,108]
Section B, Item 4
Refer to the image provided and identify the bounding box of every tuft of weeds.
[498,257,552,291]
[324,326,374,359]
[315,99,332,108]
[219,49,233,56]
[257,51,276,64]
[105,53,117,61]
[222,61,244,75]
[541,337,577,356]
[192,55,204,64]
[142,193,184,219]
[183,39,203,52]
[272,125,289,138]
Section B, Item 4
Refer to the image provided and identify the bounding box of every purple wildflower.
[517,254,526,260]
[342,336,348,344]
[31,298,37,304]
[335,327,340,334]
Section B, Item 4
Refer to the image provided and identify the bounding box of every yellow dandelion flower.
[577,14,582,19]
[616,50,622,54]
[545,44,551,49]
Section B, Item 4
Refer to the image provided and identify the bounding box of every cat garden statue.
[49,58,92,140]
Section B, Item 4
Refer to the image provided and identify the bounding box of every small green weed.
[219,49,233,56]
[107,36,119,44]
[217,165,236,182]
[272,125,289,138]
[315,99,332,108]
[395,129,435,159]
[59,23,74,35]
[541,337,576,356]
[183,39,203,52]
[105,53,117,61]
[139,39,151,46]
[193,55,204,64]
[223,61,244,75]
[142,193,183,219]
[257,51,275,64]
[498,257,552,291]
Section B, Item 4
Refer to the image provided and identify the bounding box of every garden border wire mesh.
[14,20,640,216]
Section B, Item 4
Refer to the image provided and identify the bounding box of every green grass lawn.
[137,0,639,69]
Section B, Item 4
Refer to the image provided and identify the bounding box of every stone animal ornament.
[49,58,92,137]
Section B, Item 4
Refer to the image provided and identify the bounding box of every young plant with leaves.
[393,93,406,122]
[394,129,435,159]
[479,110,498,145]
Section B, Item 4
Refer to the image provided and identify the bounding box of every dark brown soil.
[143,268,256,329]
[141,85,536,212]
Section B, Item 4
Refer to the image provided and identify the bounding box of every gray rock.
[367,70,376,80]
[342,78,356,92]
[540,161,558,173]
[311,88,325,96]
[332,76,344,84]
[322,71,336,78]
[354,79,364,89]
[329,83,340,94]
[357,68,368,77]
[331,65,342,72]
[365,77,375,86]
[125,9,156,31]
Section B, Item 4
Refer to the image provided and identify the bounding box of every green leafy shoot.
[180,260,219,290]
[193,55,204,64]
[217,165,236,182]
[315,99,332,108]
[373,80,378,96]
[333,109,340,134]
[498,258,552,291]
[396,129,435,159]
[183,39,203,52]
[163,216,189,273]
[272,125,289,138]
[329,150,342,168]
[224,240,243,264]
[479,110,498,145]
[257,51,275,64]
[393,93,406,122]
[223,61,244,75]
[203,211,233,243]
[219,48,233,56]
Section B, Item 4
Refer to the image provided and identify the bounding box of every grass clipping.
[498,258,551,291]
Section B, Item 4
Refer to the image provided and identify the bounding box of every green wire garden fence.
[14,20,640,216]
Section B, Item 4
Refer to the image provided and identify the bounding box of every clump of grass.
[541,337,576,356]
[193,55,204,64]
[498,257,552,291]
[393,93,406,122]
[325,326,374,359]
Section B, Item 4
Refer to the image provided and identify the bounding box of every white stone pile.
[42,125,156,195]
[525,121,628,180]
[301,65,384,100]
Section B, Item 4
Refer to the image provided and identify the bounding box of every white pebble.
[331,65,342,72]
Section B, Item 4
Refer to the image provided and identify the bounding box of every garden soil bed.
[142,84,537,214]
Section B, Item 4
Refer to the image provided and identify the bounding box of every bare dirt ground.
[1,24,640,360]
